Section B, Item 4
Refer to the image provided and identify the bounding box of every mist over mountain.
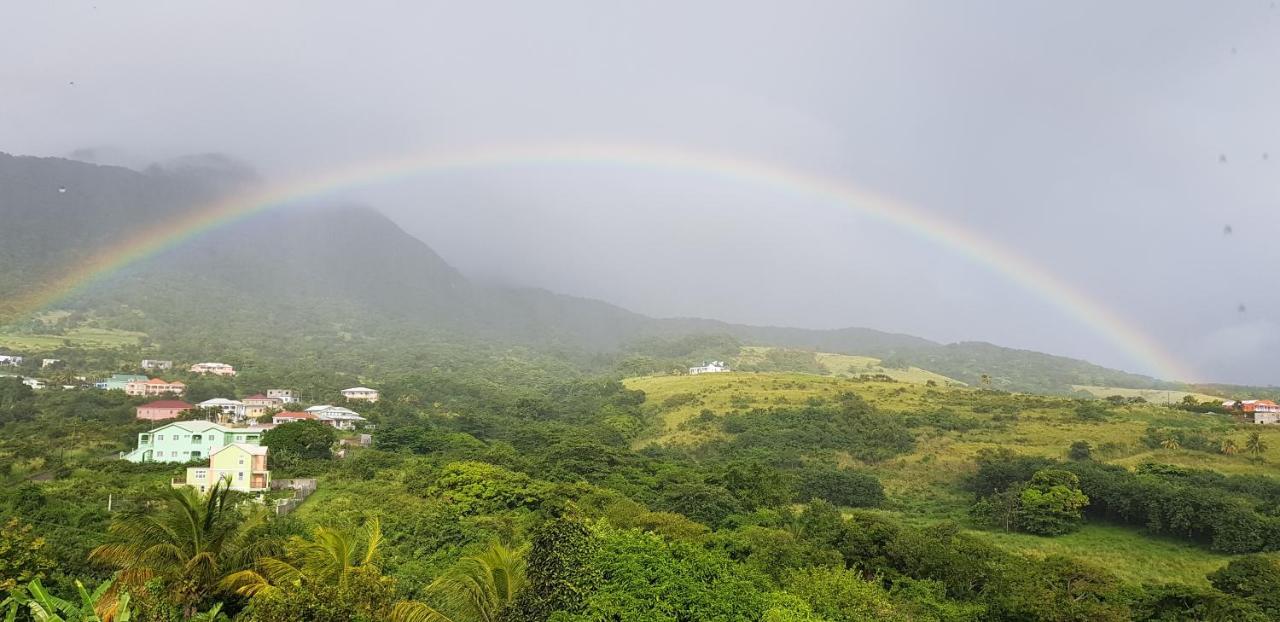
[0,152,1188,393]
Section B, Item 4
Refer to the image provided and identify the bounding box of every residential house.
[272,411,318,425]
[1223,399,1280,424]
[41,359,61,368]
[122,420,271,463]
[175,444,270,493]
[198,398,247,423]
[340,386,379,402]
[125,378,187,397]
[242,394,284,420]
[97,374,148,391]
[21,377,45,390]
[304,405,367,430]
[0,355,23,366]
[267,389,298,404]
[1245,400,1280,424]
[689,361,731,375]
[137,400,193,421]
[141,359,173,371]
[190,362,236,376]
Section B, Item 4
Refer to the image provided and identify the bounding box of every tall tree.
[500,515,598,622]
[89,481,275,618]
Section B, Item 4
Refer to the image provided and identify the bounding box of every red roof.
[144,378,185,386]
[274,411,315,419]
[139,400,192,409]
[244,394,269,400]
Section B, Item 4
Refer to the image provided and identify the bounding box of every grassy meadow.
[625,364,1280,586]
[0,326,145,349]
[1071,384,1223,404]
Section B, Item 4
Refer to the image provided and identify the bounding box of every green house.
[123,420,270,463]
[97,374,148,391]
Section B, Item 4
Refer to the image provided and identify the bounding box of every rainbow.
[4,142,1198,381]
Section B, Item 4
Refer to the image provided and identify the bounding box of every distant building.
[41,358,61,368]
[340,386,379,402]
[190,362,236,376]
[98,374,148,391]
[198,398,247,423]
[0,355,23,366]
[21,377,45,390]
[272,411,318,425]
[267,389,298,404]
[242,394,284,420]
[141,359,173,371]
[689,361,731,375]
[175,444,270,493]
[1224,399,1280,424]
[305,405,366,430]
[122,420,271,463]
[124,378,187,397]
[137,400,193,421]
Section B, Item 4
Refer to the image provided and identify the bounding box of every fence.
[270,478,317,515]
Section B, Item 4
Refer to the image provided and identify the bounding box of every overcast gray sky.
[3,1,1277,384]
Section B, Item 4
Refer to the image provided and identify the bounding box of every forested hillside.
[0,152,1197,393]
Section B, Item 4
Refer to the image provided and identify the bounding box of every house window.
[235,435,244,442]
[195,470,206,479]
[192,435,201,443]
[238,457,245,465]
[238,472,244,480]
[157,434,164,440]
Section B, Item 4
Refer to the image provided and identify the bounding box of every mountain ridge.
[0,151,1185,393]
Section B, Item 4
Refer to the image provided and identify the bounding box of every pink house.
[136,400,193,421]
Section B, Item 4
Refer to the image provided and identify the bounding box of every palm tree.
[391,543,527,622]
[222,519,383,599]
[1220,438,1239,455]
[1160,437,1181,450]
[1246,431,1268,460]
[90,480,274,618]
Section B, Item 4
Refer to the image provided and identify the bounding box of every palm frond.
[389,601,458,622]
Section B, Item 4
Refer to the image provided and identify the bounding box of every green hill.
[624,371,1274,585]
[0,151,1216,394]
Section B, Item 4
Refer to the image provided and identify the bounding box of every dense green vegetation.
[5,349,1280,621]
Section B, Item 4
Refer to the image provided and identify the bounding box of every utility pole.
[107,494,112,512]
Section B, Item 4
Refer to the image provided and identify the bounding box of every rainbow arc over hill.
[7,142,1198,381]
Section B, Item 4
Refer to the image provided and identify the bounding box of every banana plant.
[2,578,131,622]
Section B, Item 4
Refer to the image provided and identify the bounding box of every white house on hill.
[305,405,367,430]
[190,362,236,376]
[689,361,730,375]
[341,386,379,402]
[198,398,247,423]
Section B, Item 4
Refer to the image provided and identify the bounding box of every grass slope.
[0,327,145,349]
[1071,384,1222,404]
[625,371,1280,583]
